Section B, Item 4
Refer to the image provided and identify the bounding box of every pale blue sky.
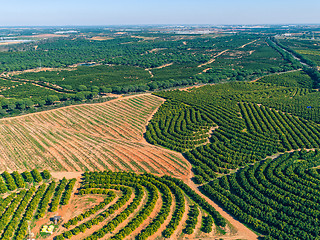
[1,0,320,26]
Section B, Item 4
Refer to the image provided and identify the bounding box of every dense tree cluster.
[202,150,320,239]
[0,34,306,119]
[272,38,320,88]
[146,100,212,152]
[146,82,320,182]
[0,176,8,194]
[273,38,317,68]
[258,70,314,88]
[0,35,252,73]
[266,38,302,68]
[41,170,52,180]
[1,172,17,191]
[14,184,47,240]
[21,171,33,183]
[31,169,42,183]
[201,215,214,233]
[0,189,29,236]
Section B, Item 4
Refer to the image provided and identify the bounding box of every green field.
[146,82,320,181]
[278,38,320,65]
[0,26,320,240]
[0,32,302,118]
[203,150,320,239]
[258,70,313,88]
[16,65,151,89]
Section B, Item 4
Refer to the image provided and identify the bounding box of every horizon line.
[1,23,320,28]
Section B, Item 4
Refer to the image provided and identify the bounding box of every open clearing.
[0,94,189,177]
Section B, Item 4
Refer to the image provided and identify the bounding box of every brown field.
[0,41,27,46]
[23,34,69,38]
[0,94,189,177]
[89,36,114,41]
[131,36,158,41]
[6,67,76,77]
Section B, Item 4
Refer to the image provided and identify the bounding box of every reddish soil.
[150,191,176,239]
[6,67,76,77]
[55,190,132,240]
[183,176,259,240]
[51,172,83,180]
[0,94,189,177]
[89,36,114,41]
[0,41,26,45]
[127,189,163,239]
[103,188,148,239]
[171,195,190,239]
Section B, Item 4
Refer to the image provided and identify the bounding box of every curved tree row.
[0,170,77,240]
[146,100,212,152]
[202,150,320,239]
[63,191,117,229]
[148,82,320,182]
[55,171,226,240]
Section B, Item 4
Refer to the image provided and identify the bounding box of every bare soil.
[6,67,76,77]
[0,41,26,46]
[198,50,229,68]
[198,68,212,75]
[89,36,114,41]
[238,39,258,49]
[153,63,173,69]
[0,94,189,177]
[183,176,259,240]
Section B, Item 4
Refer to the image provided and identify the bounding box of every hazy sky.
[1,0,320,26]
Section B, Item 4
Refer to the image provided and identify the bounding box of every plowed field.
[0,94,189,177]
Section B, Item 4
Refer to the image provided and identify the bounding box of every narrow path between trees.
[184,175,259,240]
[197,50,229,68]
[250,69,302,82]
[238,39,258,49]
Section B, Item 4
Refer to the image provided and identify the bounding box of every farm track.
[251,69,302,82]
[197,50,229,68]
[0,94,189,177]
[238,39,258,49]
[185,177,259,240]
